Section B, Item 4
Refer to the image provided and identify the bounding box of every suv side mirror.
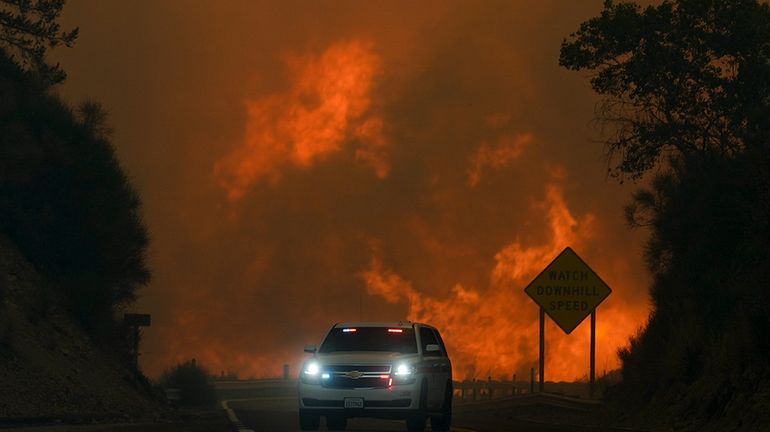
[303,344,317,353]
[425,344,441,354]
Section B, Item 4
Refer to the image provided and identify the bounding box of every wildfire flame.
[214,39,388,201]
[362,183,645,381]
[154,38,650,383]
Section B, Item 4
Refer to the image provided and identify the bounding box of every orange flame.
[362,182,646,381]
[214,39,388,201]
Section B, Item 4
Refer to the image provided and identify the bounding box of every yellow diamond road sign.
[524,247,611,334]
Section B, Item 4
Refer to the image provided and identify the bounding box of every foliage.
[159,360,217,407]
[560,0,770,181]
[0,0,78,84]
[0,49,150,338]
[619,153,770,378]
[562,0,770,428]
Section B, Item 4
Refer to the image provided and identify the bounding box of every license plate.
[344,397,364,409]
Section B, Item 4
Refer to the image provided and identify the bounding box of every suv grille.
[322,364,391,389]
[325,365,390,373]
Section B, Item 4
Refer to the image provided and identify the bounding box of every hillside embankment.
[0,234,169,424]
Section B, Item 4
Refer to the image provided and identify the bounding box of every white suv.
[298,321,452,431]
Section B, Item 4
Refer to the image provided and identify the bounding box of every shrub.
[159,359,217,407]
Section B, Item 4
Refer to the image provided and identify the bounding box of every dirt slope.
[0,235,169,422]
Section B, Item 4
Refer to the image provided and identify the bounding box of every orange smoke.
[362,182,647,381]
[467,132,533,187]
[214,39,388,201]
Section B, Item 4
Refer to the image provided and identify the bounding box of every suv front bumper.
[298,379,422,419]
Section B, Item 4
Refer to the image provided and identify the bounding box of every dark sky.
[55,0,651,380]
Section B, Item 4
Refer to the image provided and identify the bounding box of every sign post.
[590,309,596,395]
[539,308,545,392]
[124,313,151,372]
[524,247,611,396]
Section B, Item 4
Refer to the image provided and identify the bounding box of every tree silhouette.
[560,0,770,181]
[0,47,150,339]
[0,0,78,84]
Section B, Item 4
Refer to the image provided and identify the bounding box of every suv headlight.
[394,363,414,376]
[393,363,416,384]
[301,361,321,384]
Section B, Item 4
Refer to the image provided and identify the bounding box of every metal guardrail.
[212,378,298,402]
[212,379,297,390]
[164,387,181,402]
[209,378,593,402]
[453,379,595,403]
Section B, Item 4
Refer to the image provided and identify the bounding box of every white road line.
[221,399,255,432]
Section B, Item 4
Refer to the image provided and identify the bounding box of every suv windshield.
[319,327,418,354]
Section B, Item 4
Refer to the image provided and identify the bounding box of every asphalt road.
[225,389,631,432]
[228,396,562,431]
